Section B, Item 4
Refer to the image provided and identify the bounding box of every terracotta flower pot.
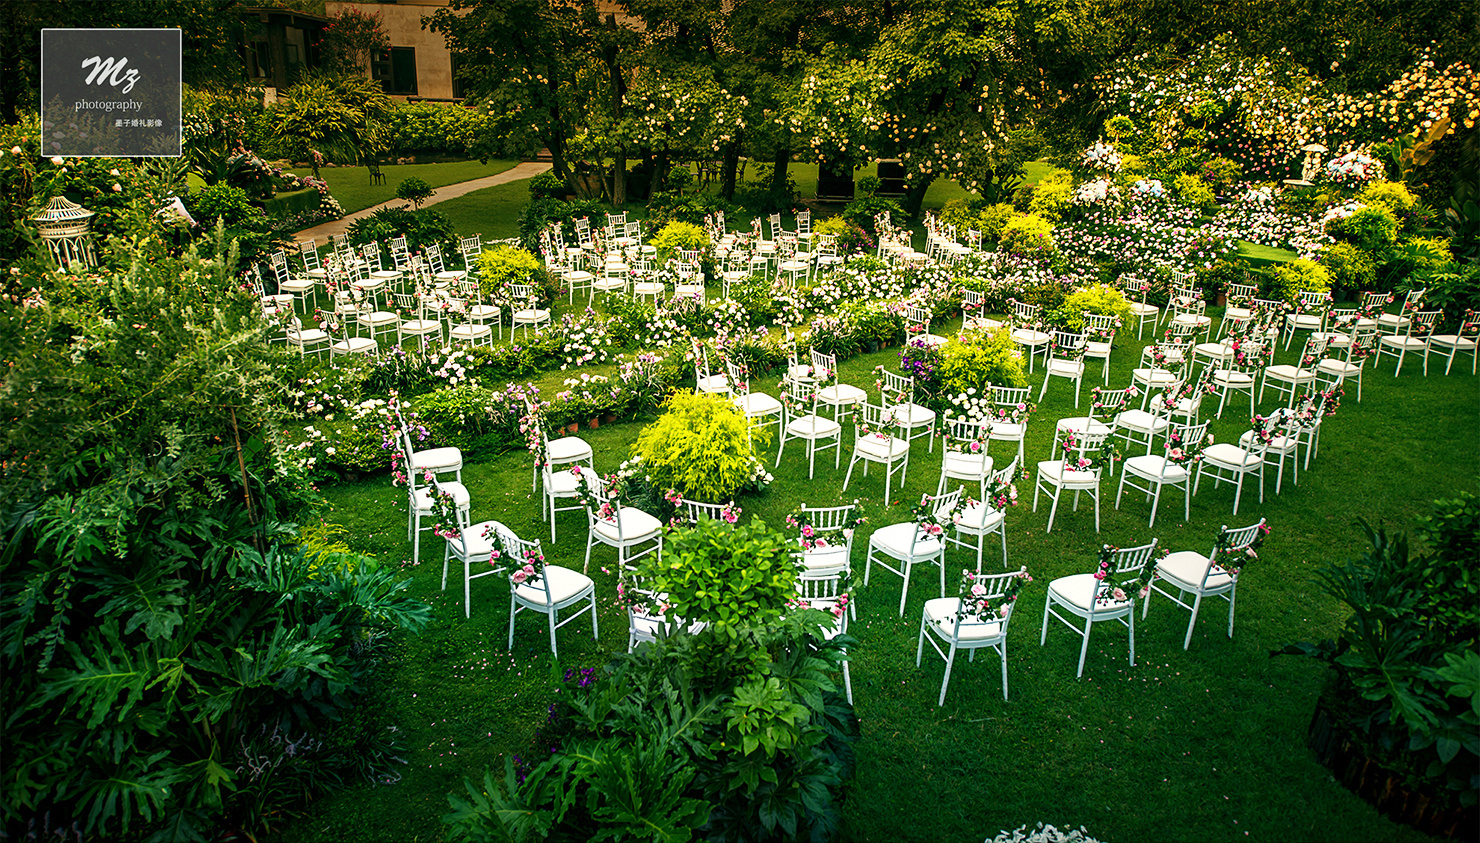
[566,423,579,435]
[601,413,617,424]
[588,418,600,430]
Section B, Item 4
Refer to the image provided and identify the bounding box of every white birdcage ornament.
[32,195,97,269]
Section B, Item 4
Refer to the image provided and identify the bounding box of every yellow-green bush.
[1327,206,1399,254]
[1172,173,1216,208]
[634,391,766,502]
[1320,242,1377,298]
[940,200,1014,243]
[998,213,1056,259]
[477,244,543,289]
[1062,283,1133,324]
[1028,170,1072,222]
[1360,180,1418,217]
[940,326,1027,392]
[1272,259,1332,304]
[651,221,709,261]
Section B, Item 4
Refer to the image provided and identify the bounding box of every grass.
[1236,239,1303,266]
[277,295,1476,843]
[286,159,520,215]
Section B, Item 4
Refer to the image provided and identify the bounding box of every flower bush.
[940,326,1029,395]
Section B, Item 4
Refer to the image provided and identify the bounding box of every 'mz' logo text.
[81,56,140,94]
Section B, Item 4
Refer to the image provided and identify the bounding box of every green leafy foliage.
[650,221,709,262]
[1326,205,1399,254]
[395,176,435,210]
[1053,283,1133,330]
[344,206,456,256]
[634,392,765,502]
[1172,172,1215,208]
[1271,258,1332,304]
[190,183,260,228]
[1280,505,1480,809]
[1320,242,1377,299]
[999,213,1057,260]
[444,610,856,843]
[940,326,1029,392]
[1027,171,1072,222]
[641,517,798,632]
[0,231,432,840]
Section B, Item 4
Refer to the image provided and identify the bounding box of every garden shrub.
[977,202,1016,243]
[940,326,1028,392]
[842,299,903,347]
[1359,180,1418,218]
[939,199,1014,243]
[445,609,856,843]
[528,169,566,201]
[395,176,434,209]
[634,392,766,502]
[646,190,732,231]
[1271,258,1332,304]
[190,183,259,227]
[1172,172,1216,208]
[998,213,1057,260]
[1198,156,1244,193]
[644,516,799,632]
[1320,242,1377,300]
[344,206,455,255]
[1027,171,1072,222]
[650,220,709,261]
[841,194,905,235]
[1281,498,1480,813]
[412,384,516,459]
[476,244,559,307]
[382,100,493,158]
[814,216,873,255]
[1327,205,1399,254]
[1049,283,1134,330]
[1406,262,1480,327]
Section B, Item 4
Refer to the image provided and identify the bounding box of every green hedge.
[262,187,322,218]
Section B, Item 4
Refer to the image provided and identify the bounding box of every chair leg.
[507,596,517,650]
[897,558,912,617]
[1227,586,1237,639]
[916,613,928,666]
[1184,593,1203,649]
[999,641,1010,700]
[464,557,473,619]
[1129,608,1137,667]
[939,642,958,707]
[1040,594,1052,645]
[547,605,559,658]
[1076,618,1093,678]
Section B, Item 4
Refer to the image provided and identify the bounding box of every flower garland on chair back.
[1059,431,1121,473]
[1092,543,1166,607]
[784,501,868,552]
[488,527,546,588]
[955,567,1033,622]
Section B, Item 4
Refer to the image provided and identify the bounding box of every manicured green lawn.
[278,297,1475,843]
[288,159,520,214]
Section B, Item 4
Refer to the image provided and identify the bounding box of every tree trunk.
[720,138,741,200]
[605,14,626,206]
[653,146,670,196]
[770,146,791,194]
[900,175,934,218]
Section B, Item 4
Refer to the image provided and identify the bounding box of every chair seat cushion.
[544,470,581,496]
[401,320,441,334]
[1056,417,1111,437]
[412,480,471,512]
[890,403,936,427]
[870,522,943,557]
[1045,359,1085,377]
[513,565,594,606]
[1286,313,1323,329]
[593,506,663,542]
[333,337,378,354]
[988,421,1026,441]
[359,311,399,327]
[801,544,851,569]
[1086,340,1112,356]
[943,451,992,477]
[1128,302,1159,316]
[410,446,463,472]
[923,597,1005,641]
[452,518,502,557]
[468,305,500,320]
[1239,431,1297,452]
[955,501,1005,533]
[1172,314,1211,328]
[818,383,867,405]
[736,392,783,416]
[1131,368,1177,387]
[1315,359,1359,376]
[1429,335,1478,349]
[1264,365,1314,381]
[1122,454,1189,480]
[785,416,841,438]
[1047,572,1131,613]
[289,328,329,343]
[1011,329,1050,345]
[1036,460,1100,486]
[1156,550,1232,591]
[1211,370,1255,387]
[513,308,550,322]
[1202,442,1262,468]
[856,433,910,461]
[1379,337,1426,351]
[696,374,731,393]
[548,437,592,462]
[1114,409,1168,434]
[450,325,492,340]
[632,282,664,295]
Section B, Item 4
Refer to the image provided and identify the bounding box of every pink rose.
[1112,588,1127,602]
[970,583,987,597]
[511,570,528,584]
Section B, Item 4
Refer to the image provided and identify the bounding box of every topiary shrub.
[940,326,1028,392]
[999,213,1057,260]
[1172,173,1216,209]
[650,220,709,261]
[1327,205,1399,254]
[634,391,768,502]
[1271,258,1332,304]
[1320,242,1377,300]
[395,176,434,210]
